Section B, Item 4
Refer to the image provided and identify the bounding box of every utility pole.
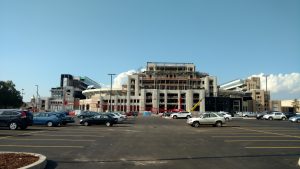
[108,74,116,112]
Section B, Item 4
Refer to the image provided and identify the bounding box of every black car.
[0,109,33,130]
[284,112,297,118]
[256,112,268,120]
[51,112,75,125]
[79,114,118,127]
[77,111,100,119]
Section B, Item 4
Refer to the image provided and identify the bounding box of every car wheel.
[215,121,222,127]
[47,121,53,127]
[9,122,18,130]
[297,119,300,123]
[106,122,111,127]
[84,121,89,126]
[187,115,191,119]
[282,117,286,120]
[244,115,248,118]
[225,117,229,121]
[193,122,200,128]
[173,115,177,119]
[268,117,273,120]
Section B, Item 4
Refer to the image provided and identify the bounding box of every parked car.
[256,112,268,120]
[284,112,297,119]
[242,112,257,118]
[0,109,33,130]
[170,112,192,119]
[77,111,100,119]
[125,112,138,116]
[51,112,75,125]
[218,111,232,121]
[33,112,62,127]
[289,115,300,123]
[187,112,225,127]
[262,112,287,120]
[162,112,174,117]
[107,113,125,123]
[113,112,127,119]
[79,114,118,126]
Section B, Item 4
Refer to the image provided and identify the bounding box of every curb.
[0,152,47,169]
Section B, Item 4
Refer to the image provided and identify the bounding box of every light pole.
[21,89,24,101]
[35,85,39,112]
[264,74,269,111]
[108,74,116,112]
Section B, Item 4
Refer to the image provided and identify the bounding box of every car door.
[33,113,41,125]
[274,112,282,119]
[199,114,210,124]
[34,113,48,125]
[0,111,11,126]
[93,115,102,125]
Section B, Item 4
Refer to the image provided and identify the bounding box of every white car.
[170,112,192,119]
[262,112,287,120]
[187,112,225,127]
[109,113,125,122]
[113,112,127,119]
[218,112,232,121]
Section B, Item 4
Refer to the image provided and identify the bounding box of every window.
[2,111,12,115]
[203,114,210,118]
[210,113,217,117]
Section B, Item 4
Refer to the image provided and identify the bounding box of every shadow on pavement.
[45,160,58,169]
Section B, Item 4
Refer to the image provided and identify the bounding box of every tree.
[0,81,23,108]
[292,99,300,113]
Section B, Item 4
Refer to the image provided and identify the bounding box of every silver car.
[187,112,226,127]
[289,115,300,123]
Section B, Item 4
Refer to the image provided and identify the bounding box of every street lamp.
[108,74,116,112]
[21,89,24,101]
[35,85,39,112]
[263,74,269,111]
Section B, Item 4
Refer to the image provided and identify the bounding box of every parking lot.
[0,116,300,169]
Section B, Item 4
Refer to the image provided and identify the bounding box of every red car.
[125,112,138,116]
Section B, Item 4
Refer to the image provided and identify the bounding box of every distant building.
[80,62,218,114]
[246,89,270,112]
[220,77,269,112]
[270,100,282,112]
[220,77,260,92]
[49,74,100,111]
[280,99,300,113]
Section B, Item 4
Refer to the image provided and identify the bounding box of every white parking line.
[0,145,84,148]
[31,134,105,137]
[225,140,300,142]
[234,127,300,139]
[2,138,96,141]
[245,146,300,149]
[213,136,298,138]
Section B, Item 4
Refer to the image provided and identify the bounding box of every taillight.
[21,111,27,118]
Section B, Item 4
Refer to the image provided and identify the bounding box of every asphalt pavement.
[0,116,300,169]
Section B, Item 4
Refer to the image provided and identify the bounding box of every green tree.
[0,80,23,108]
[292,99,299,113]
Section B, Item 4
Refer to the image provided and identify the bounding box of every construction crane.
[188,99,203,112]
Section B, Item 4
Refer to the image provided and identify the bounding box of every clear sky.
[1,0,299,102]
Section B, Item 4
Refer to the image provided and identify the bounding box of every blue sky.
[0,0,299,102]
